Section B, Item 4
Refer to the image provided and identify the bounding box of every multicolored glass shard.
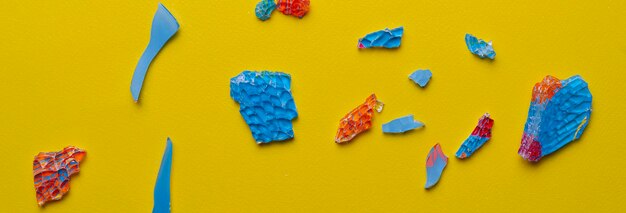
[408,69,432,87]
[230,71,298,143]
[33,146,86,206]
[519,75,592,162]
[335,94,384,143]
[382,114,424,133]
[255,0,276,21]
[425,143,447,189]
[456,113,494,159]
[358,27,404,49]
[276,0,310,18]
[465,33,495,59]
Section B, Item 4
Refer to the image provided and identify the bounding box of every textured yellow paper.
[0,0,625,212]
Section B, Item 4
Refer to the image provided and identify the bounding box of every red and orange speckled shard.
[276,0,310,18]
[33,146,86,206]
[335,94,383,143]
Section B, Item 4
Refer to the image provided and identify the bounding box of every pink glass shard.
[33,146,86,206]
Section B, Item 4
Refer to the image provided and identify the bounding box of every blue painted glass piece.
[465,33,495,59]
[519,75,592,161]
[358,26,404,49]
[425,143,448,189]
[382,114,424,133]
[230,71,298,143]
[456,135,489,158]
[131,3,180,102]
[408,69,432,87]
[255,0,276,21]
[153,138,173,213]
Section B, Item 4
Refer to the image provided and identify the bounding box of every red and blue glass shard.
[130,3,179,102]
[33,146,86,206]
[382,114,424,133]
[425,143,447,189]
[409,69,432,87]
[519,75,592,162]
[255,0,276,21]
[456,113,494,159]
[465,33,495,59]
[153,138,173,213]
[358,27,404,49]
[230,71,298,143]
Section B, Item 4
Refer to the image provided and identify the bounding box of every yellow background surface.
[1,0,625,212]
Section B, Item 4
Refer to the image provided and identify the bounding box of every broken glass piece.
[382,114,424,133]
[425,143,447,189]
[276,0,310,18]
[335,94,383,143]
[465,33,495,59]
[255,0,276,21]
[358,27,404,49]
[153,138,173,213]
[456,113,494,159]
[519,75,592,162]
[130,3,180,102]
[408,69,432,87]
[230,71,298,143]
[33,146,86,206]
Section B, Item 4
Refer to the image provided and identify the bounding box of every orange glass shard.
[33,146,86,206]
[335,94,383,143]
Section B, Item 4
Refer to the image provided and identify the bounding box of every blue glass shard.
[153,138,173,213]
[408,69,432,87]
[382,114,424,133]
[230,71,298,143]
[358,27,404,49]
[425,143,448,189]
[465,33,495,59]
[131,3,180,102]
[255,0,276,21]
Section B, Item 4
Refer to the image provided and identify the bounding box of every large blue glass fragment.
[131,3,180,102]
[358,27,404,49]
[465,33,495,59]
[519,75,592,162]
[425,143,448,189]
[382,114,424,133]
[408,69,432,87]
[255,0,276,21]
[230,71,298,143]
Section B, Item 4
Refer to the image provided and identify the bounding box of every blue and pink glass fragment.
[425,143,447,189]
[230,71,298,143]
[33,146,86,206]
[456,113,494,159]
[358,27,404,49]
[130,3,179,102]
[409,69,432,87]
[465,34,495,59]
[382,114,424,133]
[519,75,592,162]
[255,0,276,21]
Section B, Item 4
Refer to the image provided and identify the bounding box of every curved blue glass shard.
[408,69,432,87]
[425,143,447,189]
[230,71,298,143]
[382,114,424,133]
[131,3,180,102]
[358,26,404,49]
[465,33,495,59]
[153,138,173,213]
[255,0,276,21]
